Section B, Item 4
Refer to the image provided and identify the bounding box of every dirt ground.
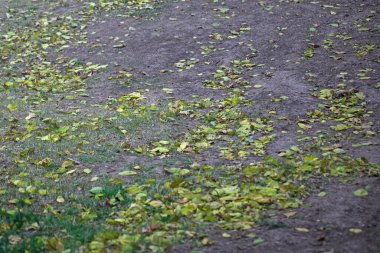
[173,177,380,253]
[60,0,380,251]
[61,0,380,251]
[63,0,380,160]
[1,0,379,252]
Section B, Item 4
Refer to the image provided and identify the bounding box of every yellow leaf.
[61,160,74,169]
[25,112,36,120]
[66,169,77,175]
[201,237,213,245]
[284,211,297,218]
[222,233,231,238]
[298,123,312,130]
[8,235,22,245]
[83,168,92,174]
[149,200,164,207]
[295,227,309,232]
[7,104,17,111]
[162,88,174,94]
[38,189,47,195]
[8,199,17,204]
[118,170,137,176]
[90,176,99,182]
[177,142,189,152]
[349,228,363,233]
[56,196,65,203]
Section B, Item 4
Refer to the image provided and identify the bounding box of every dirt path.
[174,177,380,253]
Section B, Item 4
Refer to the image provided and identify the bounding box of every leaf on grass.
[25,112,36,120]
[118,170,137,176]
[56,196,65,203]
[90,187,103,194]
[7,104,17,111]
[8,235,22,245]
[164,168,190,175]
[90,176,99,182]
[149,200,164,207]
[38,189,47,195]
[83,168,92,174]
[150,147,169,154]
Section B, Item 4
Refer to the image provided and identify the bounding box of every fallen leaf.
[56,196,65,203]
[118,170,137,176]
[284,211,297,218]
[90,187,103,194]
[90,176,99,182]
[295,227,309,232]
[253,238,265,245]
[150,200,164,207]
[353,189,368,197]
[349,228,363,233]
[83,168,92,174]
[8,235,22,245]
[25,112,36,120]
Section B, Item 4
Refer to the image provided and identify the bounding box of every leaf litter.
[0,0,379,252]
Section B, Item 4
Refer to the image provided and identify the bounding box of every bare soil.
[63,0,380,160]
[1,0,375,251]
[174,177,380,253]
[56,0,380,251]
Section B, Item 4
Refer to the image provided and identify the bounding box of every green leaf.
[177,142,189,152]
[352,142,373,147]
[150,147,169,154]
[353,188,368,197]
[331,124,349,131]
[164,168,190,175]
[304,47,314,58]
[118,170,137,176]
[298,123,312,130]
[253,238,265,245]
[7,104,17,111]
[83,168,92,174]
[90,187,103,194]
